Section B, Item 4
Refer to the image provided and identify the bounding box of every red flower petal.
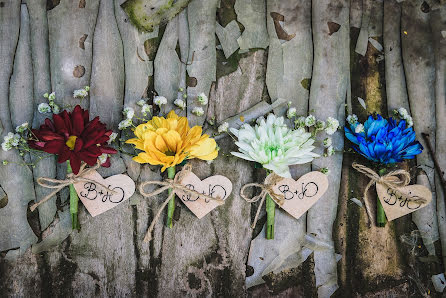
[85,145,102,156]
[79,151,98,166]
[53,114,68,136]
[72,105,84,136]
[101,157,111,168]
[82,108,89,124]
[43,140,65,154]
[44,118,55,131]
[74,137,84,152]
[61,110,73,135]
[57,147,71,163]
[100,146,118,154]
[39,131,64,141]
[69,154,81,174]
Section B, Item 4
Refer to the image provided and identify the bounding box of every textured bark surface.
[1,0,446,297]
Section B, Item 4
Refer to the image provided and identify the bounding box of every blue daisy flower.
[344,114,423,164]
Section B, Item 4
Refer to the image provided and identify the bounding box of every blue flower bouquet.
[344,112,423,226]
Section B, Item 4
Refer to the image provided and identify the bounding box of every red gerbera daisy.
[29,105,117,174]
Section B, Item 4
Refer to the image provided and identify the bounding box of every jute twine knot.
[240,173,285,229]
[352,162,426,225]
[30,161,116,212]
[139,164,224,243]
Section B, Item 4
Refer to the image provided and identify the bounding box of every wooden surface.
[1,0,446,297]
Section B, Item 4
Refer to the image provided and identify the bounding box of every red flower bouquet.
[29,105,117,229]
[29,105,117,174]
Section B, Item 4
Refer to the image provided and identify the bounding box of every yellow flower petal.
[133,153,162,165]
[190,138,217,158]
[196,149,218,161]
[155,135,168,152]
[162,130,182,153]
[167,110,179,119]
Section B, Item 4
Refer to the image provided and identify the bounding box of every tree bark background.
[1,0,445,297]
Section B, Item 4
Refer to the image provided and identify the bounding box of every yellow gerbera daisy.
[126,110,218,171]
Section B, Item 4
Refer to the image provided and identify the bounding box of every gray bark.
[402,0,439,255]
[307,0,349,297]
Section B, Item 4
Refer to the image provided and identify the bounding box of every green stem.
[166,166,176,228]
[266,194,275,239]
[377,168,387,227]
[67,161,80,230]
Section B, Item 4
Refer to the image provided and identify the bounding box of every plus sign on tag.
[269,171,329,220]
[73,170,136,217]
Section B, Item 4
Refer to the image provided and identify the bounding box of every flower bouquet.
[2,89,117,229]
[344,109,423,226]
[124,103,218,228]
[230,111,339,239]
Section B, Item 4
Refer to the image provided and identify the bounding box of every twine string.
[139,164,224,242]
[352,162,426,225]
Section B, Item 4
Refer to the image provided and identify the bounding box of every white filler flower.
[123,106,135,119]
[231,114,319,178]
[287,107,297,119]
[38,103,52,114]
[118,118,133,130]
[153,96,167,106]
[325,117,340,135]
[174,98,186,110]
[197,93,208,105]
[108,132,118,144]
[192,107,204,116]
[218,122,229,133]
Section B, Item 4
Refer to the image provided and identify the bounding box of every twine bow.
[352,162,426,224]
[240,173,285,229]
[30,162,115,212]
[139,164,224,242]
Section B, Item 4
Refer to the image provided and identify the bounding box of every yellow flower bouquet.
[126,110,218,227]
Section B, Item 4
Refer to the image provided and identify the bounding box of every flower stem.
[266,194,275,239]
[67,161,80,230]
[377,168,387,227]
[166,166,176,228]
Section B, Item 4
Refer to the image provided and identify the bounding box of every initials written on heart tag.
[376,183,432,221]
[73,170,136,217]
[175,172,232,219]
[270,171,329,219]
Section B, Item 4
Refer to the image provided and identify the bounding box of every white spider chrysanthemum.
[137,99,146,106]
[230,114,319,178]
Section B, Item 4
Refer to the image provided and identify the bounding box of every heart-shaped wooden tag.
[376,183,432,221]
[73,170,136,217]
[270,171,329,219]
[175,172,232,219]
